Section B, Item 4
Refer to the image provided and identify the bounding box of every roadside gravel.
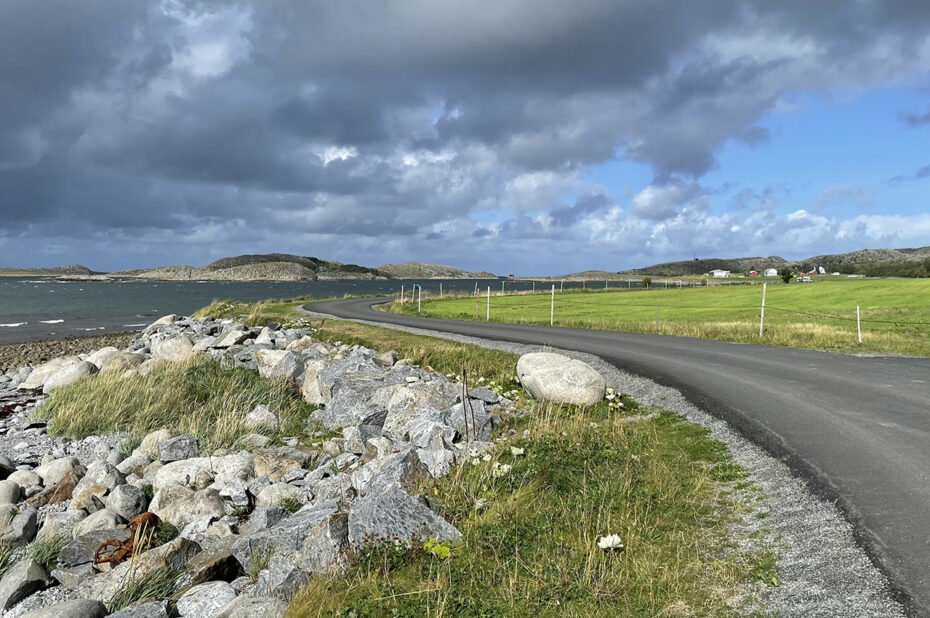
[305,309,908,617]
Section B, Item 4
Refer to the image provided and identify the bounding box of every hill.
[623,256,788,277]
[0,264,93,277]
[112,254,386,281]
[377,261,496,279]
[621,246,930,277]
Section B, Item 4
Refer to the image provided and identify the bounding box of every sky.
[2,1,930,275]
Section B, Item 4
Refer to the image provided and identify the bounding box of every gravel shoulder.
[303,307,909,617]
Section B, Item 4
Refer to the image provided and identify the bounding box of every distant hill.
[378,262,496,279]
[622,247,930,277]
[623,256,788,277]
[0,264,93,276]
[111,253,386,281]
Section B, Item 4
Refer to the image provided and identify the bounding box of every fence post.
[560,280,564,292]
[759,282,766,337]
[550,285,555,326]
[486,287,490,321]
[501,281,505,296]
[400,285,404,303]
[417,285,421,313]
[439,283,442,300]
[857,305,862,343]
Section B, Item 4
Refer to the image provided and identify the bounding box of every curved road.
[306,297,930,615]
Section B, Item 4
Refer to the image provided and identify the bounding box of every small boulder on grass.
[244,405,278,432]
[516,352,606,406]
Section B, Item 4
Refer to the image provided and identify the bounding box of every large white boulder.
[516,352,606,406]
[43,361,99,393]
[151,335,194,363]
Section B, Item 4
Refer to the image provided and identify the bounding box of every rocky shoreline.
[0,334,136,377]
[0,313,596,616]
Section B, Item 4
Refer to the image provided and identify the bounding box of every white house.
[764,268,778,277]
[709,269,730,278]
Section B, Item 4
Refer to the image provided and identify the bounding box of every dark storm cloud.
[2,0,930,271]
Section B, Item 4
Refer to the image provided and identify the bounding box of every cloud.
[3,0,930,271]
[815,185,875,209]
[888,163,930,184]
[900,109,930,126]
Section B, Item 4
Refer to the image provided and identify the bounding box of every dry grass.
[35,356,320,452]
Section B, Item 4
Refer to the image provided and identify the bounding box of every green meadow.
[385,277,930,357]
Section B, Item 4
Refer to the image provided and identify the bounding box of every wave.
[80,327,106,331]
[39,319,64,324]
[122,323,147,327]
[0,322,27,327]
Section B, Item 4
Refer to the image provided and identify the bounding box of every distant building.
[818,266,826,274]
[708,269,730,278]
[747,270,758,277]
[764,268,778,277]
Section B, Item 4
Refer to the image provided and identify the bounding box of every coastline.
[0,330,137,373]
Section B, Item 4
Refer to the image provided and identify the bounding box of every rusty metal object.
[93,512,161,565]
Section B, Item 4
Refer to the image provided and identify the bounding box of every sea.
[0,277,600,343]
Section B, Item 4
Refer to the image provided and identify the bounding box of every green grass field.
[385,278,930,357]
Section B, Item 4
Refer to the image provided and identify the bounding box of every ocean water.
[0,277,600,343]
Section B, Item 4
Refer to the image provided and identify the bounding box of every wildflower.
[510,446,525,457]
[491,462,512,478]
[482,454,492,462]
[478,377,485,383]
[471,458,481,466]
[597,534,624,550]
[474,497,488,510]
[468,447,480,458]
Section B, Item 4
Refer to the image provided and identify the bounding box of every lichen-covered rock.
[254,350,304,381]
[215,595,286,618]
[153,458,214,490]
[255,483,300,508]
[348,487,461,547]
[175,580,237,618]
[150,486,225,529]
[72,509,125,538]
[59,528,130,568]
[244,405,278,431]
[17,598,107,618]
[36,510,87,541]
[0,559,52,610]
[0,480,21,505]
[158,435,200,463]
[516,352,606,405]
[231,500,341,569]
[256,556,308,601]
[104,485,147,520]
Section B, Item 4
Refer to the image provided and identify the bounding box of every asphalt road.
[306,297,930,615]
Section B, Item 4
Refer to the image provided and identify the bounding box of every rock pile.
[0,313,530,617]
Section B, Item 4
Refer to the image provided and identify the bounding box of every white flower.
[482,454,492,462]
[491,462,512,478]
[597,534,624,550]
[468,447,480,458]
[474,497,488,510]
[605,393,615,401]
[510,446,525,457]
[478,377,485,383]
[471,458,481,466]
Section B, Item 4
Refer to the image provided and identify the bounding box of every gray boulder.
[104,484,147,520]
[255,483,299,508]
[232,500,341,569]
[7,470,41,489]
[244,405,278,432]
[256,556,308,600]
[135,429,174,459]
[73,509,125,537]
[175,580,237,618]
[18,598,107,618]
[0,480,21,505]
[0,505,38,544]
[35,457,84,488]
[216,596,286,618]
[158,435,200,463]
[0,559,52,610]
[351,449,425,498]
[516,352,606,405]
[107,600,170,618]
[151,335,195,363]
[69,461,124,511]
[150,486,225,529]
[59,528,130,568]
[254,350,304,381]
[348,487,462,547]
[85,347,122,371]
[37,511,87,541]
[43,361,99,393]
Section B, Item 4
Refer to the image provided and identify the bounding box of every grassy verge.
[384,278,930,356]
[35,356,320,452]
[287,398,774,617]
[194,297,519,386]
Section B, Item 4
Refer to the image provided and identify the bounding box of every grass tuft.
[107,566,185,613]
[26,534,68,572]
[35,356,321,452]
